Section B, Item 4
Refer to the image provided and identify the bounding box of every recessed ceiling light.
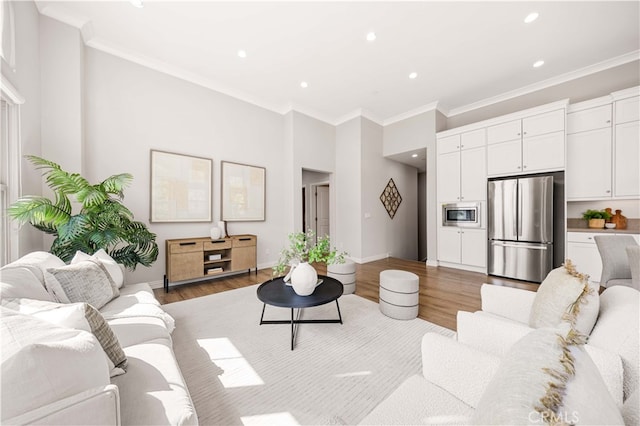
[366,32,376,41]
[300,81,308,88]
[409,72,418,79]
[411,154,418,158]
[237,50,247,58]
[129,0,144,8]
[533,60,545,68]
[524,12,539,23]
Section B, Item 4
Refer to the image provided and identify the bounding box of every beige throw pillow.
[71,249,125,289]
[529,260,599,335]
[46,260,119,310]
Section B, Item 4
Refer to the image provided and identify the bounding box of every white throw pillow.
[2,298,128,377]
[46,260,119,309]
[472,325,623,425]
[72,249,124,288]
[0,306,110,421]
[529,260,599,335]
[1,251,65,301]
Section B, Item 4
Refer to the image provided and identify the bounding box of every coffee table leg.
[290,308,294,350]
[260,303,266,325]
[336,300,343,324]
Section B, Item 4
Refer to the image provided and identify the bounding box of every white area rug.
[164,284,454,425]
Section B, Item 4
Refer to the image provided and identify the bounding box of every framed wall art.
[150,150,212,222]
[221,161,265,221]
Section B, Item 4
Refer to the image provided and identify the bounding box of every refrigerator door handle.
[491,242,548,250]
[517,180,522,238]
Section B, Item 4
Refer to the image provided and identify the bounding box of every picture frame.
[150,150,212,223]
[221,161,266,221]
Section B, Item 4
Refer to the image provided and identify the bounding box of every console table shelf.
[164,234,257,292]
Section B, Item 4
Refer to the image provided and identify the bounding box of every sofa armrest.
[5,385,120,426]
[456,310,534,357]
[421,332,501,409]
[480,283,536,324]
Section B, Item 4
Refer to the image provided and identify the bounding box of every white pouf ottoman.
[327,259,356,294]
[379,270,419,320]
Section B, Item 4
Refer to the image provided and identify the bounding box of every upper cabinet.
[566,88,639,200]
[437,129,487,202]
[487,109,565,176]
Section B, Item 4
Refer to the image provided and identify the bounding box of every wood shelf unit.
[164,234,257,291]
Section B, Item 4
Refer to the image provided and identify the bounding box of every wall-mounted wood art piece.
[380,178,402,219]
[150,150,212,222]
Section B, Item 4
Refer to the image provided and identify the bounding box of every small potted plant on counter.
[582,209,613,229]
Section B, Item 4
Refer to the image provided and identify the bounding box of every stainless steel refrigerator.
[488,175,553,283]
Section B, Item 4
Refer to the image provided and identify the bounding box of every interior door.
[315,185,330,241]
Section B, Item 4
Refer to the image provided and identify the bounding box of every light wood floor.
[154,258,539,331]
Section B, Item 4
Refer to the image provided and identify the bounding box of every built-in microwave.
[442,202,481,227]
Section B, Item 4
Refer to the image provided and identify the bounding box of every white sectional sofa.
[362,269,639,425]
[0,251,197,425]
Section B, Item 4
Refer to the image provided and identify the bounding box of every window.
[1,77,24,266]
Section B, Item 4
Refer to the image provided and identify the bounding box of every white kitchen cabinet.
[614,120,640,197]
[437,227,487,268]
[566,127,612,199]
[437,129,486,202]
[487,109,565,176]
[567,104,611,134]
[615,95,639,124]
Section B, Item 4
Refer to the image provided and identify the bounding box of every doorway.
[301,169,331,244]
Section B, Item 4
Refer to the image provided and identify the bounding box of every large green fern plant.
[8,155,158,269]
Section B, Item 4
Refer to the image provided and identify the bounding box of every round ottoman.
[327,259,356,294]
[379,270,419,320]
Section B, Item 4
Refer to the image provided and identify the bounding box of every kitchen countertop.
[567,218,640,234]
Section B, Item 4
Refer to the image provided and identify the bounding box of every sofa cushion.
[0,251,65,301]
[46,260,119,309]
[72,249,125,289]
[529,260,599,335]
[0,306,110,420]
[471,325,623,425]
[112,337,198,426]
[2,298,128,377]
[100,283,175,333]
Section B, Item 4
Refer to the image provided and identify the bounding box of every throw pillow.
[1,306,110,420]
[2,297,128,377]
[46,259,119,310]
[72,249,125,289]
[1,251,65,302]
[471,325,623,425]
[529,260,599,335]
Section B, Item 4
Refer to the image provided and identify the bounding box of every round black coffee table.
[257,275,343,350]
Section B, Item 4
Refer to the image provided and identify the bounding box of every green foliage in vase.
[581,209,612,221]
[273,229,347,277]
[8,155,158,269]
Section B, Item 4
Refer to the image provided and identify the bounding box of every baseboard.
[148,279,164,290]
[350,253,389,264]
[425,259,439,267]
[437,261,487,274]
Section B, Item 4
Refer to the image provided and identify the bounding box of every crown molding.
[1,76,25,104]
[383,101,442,126]
[447,50,640,118]
[334,108,383,127]
[36,2,89,29]
[283,103,337,126]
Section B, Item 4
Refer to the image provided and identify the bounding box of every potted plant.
[582,209,612,229]
[273,229,347,296]
[8,155,158,269]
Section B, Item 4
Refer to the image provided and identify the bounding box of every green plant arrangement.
[273,229,347,277]
[581,209,613,221]
[8,155,158,269]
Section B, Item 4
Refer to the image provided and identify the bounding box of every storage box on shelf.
[165,234,257,291]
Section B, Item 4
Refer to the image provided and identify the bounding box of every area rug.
[164,284,454,425]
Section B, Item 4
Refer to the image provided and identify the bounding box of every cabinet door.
[522,109,565,138]
[461,229,487,267]
[437,227,461,263]
[615,96,640,124]
[169,252,203,282]
[231,246,256,271]
[460,146,486,201]
[614,121,640,197]
[487,120,521,145]
[522,131,564,172]
[460,129,485,150]
[487,139,522,176]
[567,242,602,285]
[437,134,461,155]
[437,151,461,201]
[566,128,612,199]
[567,105,612,134]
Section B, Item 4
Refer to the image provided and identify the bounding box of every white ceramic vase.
[210,227,221,239]
[290,262,318,296]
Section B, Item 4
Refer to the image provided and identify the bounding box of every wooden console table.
[164,234,257,292]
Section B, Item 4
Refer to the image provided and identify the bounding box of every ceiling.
[35,1,639,171]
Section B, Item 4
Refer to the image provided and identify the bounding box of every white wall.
[2,1,42,255]
[82,48,288,285]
